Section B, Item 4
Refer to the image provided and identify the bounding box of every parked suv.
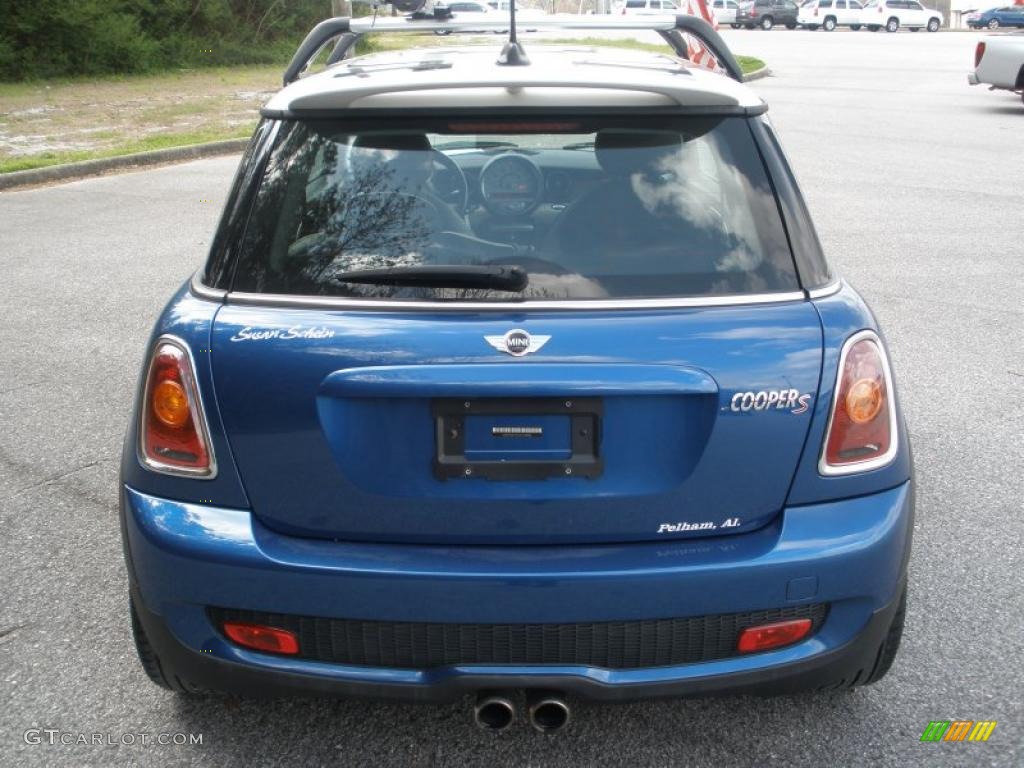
[736,0,801,28]
[799,0,865,29]
[122,12,913,732]
[862,0,943,31]
[967,5,1024,29]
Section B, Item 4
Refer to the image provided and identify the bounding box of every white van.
[711,0,743,26]
[621,0,681,15]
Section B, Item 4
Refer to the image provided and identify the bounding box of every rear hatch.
[212,304,822,544]
[208,112,822,544]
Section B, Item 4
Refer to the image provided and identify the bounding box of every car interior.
[237,119,798,300]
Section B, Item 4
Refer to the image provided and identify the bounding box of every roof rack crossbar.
[282,14,744,86]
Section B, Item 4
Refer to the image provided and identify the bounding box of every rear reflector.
[223,622,300,655]
[737,619,812,653]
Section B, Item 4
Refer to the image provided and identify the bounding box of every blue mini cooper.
[121,12,913,733]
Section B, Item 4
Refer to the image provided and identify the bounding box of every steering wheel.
[428,150,469,215]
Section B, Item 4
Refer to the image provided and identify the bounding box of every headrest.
[595,130,683,177]
[348,133,433,187]
[351,133,432,153]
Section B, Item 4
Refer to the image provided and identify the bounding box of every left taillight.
[820,330,898,475]
[138,336,216,478]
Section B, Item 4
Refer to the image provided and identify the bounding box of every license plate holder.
[433,397,603,481]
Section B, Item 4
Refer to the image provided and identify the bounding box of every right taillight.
[820,330,897,475]
[975,42,986,68]
[138,336,216,478]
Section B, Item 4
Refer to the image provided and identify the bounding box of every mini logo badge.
[485,329,551,357]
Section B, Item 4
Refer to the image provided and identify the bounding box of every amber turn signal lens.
[845,378,882,424]
[152,379,189,428]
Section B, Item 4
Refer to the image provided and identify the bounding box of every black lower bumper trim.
[130,580,905,703]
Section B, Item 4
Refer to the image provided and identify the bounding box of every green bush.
[0,0,328,80]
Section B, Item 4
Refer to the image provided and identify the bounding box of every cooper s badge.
[485,329,551,357]
[730,389,812,415]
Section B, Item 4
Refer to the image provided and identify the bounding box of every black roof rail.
[282,15,745,86]
[669,15,743,83]
[283,17,353,86]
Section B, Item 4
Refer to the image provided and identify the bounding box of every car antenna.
[497,0,530,65]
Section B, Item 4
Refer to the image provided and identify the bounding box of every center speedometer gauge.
[479,153,544,217]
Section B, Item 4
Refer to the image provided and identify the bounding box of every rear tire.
[823,16,837,30]
[130,596,211,696]
[861,587,907,685]
[731,22,742,27]
[760,15,775,29]
[988,18,1000,29]
[785,21,797,28]
[927,17,940,31]
[886,16,899,31]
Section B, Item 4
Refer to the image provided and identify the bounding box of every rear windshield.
[230,116,799,301]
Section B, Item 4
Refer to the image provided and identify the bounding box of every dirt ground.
[0,66,280,173]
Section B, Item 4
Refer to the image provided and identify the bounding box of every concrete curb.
[0,138,249,192]
[743,65,772,82]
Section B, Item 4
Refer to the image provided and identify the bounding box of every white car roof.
[263,43,764,114]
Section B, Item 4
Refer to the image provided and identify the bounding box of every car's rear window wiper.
[334,264,528,292]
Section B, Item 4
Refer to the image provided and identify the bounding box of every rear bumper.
[122,481,913,701]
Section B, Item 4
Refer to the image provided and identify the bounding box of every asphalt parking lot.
[1,28,1022,768]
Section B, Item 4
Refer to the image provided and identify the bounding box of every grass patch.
[0,127,255,174]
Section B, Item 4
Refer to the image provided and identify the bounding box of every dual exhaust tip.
[473,690,571,733]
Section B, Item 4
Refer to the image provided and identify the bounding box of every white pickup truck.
[968,32,1024,104]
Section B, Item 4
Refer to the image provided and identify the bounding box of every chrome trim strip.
[137,334,219,480]
[190,272,227,302]
[807,280,841,300]
[223,290,807,312]
[817,329,899,477]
